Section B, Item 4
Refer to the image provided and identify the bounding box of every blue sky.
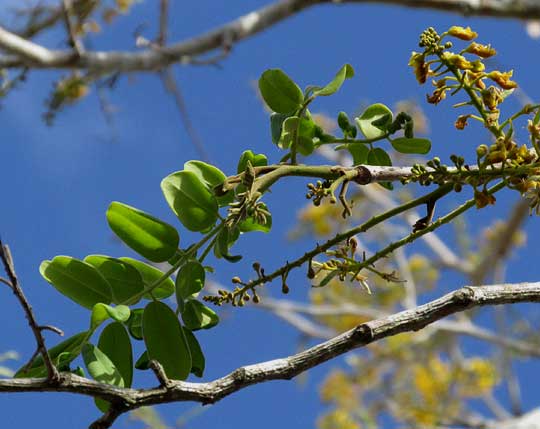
[1,1,540,428]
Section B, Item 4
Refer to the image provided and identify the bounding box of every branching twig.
[0,240,60,381]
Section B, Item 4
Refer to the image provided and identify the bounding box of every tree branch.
[0,240,60,381]
[2,0,540,71]
[2,281,540,428]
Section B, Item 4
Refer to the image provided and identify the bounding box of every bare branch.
[1,281,540,428]
[2,0,540,72]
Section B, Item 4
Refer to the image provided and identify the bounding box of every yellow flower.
[447,26,478,40]
[441,52,473,70]
[409,51,429,84]
[465,42,496,58]
[455,114,471,130]
[487,70,518,89]
[426,87,448,104]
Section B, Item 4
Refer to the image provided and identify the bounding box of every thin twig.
[61,0,84,55]
[160,67,210,162]
[0,239,59,381]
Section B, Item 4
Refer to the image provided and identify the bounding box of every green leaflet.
[184,329,205,378]
[119,257,174,300]
[390,137,431,154]
[356,103,393,140]
[182,299,220,331]
[82,343,124,387]
[40,256,112,309]
[98,322,133,387]
[90,303,130,331]
[143,301,191,380]
[15,331,88,378]
[106,202,179,262]
[176,260,205,306]
[258,69,303,114]
[310,64,355,97]
[161,170,219,232]
[84,255,144,305]
[184,160,233,206]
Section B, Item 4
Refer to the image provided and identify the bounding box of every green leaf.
[134,351,150,370]
[270,113,289,145]
[237,150,268,174]
[106,202,179,263]
[126,308,144,340]
[119,257,175,300]
[161,171,219,232]
[182,299,219,331]
[367,148,393,190]
[98,322,133,387]
[15,331,88,378]
[143,301,191,380]
[82,343,124,387]
[279,116,316,155]
[184,329,205,378]
[90,303,131,330]
[258,69,304,114]
[356,104,393,140]
[347,143,370,165]
[214,227,241,262]
[390,137,431,154]
[184,160,233,207]
[312,64,355,97]
[84,255,144,305]
[176,261,205,307]
[40,256,112,309]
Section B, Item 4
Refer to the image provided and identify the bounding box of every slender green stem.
[322,133,391,146]
[500,104,540,130]
[352,181,506,277]
[223,184,454,299]
[122,222,224,305]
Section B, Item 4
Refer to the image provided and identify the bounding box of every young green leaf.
[347,143,370,165]
[279,116,316,155]
[40,256,112,309]
[98,322,133,387]
[143,301,191,380]
[182,299,220,331]
[176,260,205,306]
[258,69,304,114]
[82,343,124,387]
[390,137,431,154]
[312,64,355,97]
[90,303,130,330]
[237,150,268,174]
[184,160,233,206]
[161,171,219,232]
[184,329,205,378]
[106,202,179,262]
[214,227,242,262]
[84,255,144,305]
[270,113,289,145]
[119,257,175,300]
[15,331,88,378]
[356,104,393,140]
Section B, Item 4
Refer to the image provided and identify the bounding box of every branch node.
[149,359,174,388]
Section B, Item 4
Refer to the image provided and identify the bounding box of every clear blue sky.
[1,1,539,428]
